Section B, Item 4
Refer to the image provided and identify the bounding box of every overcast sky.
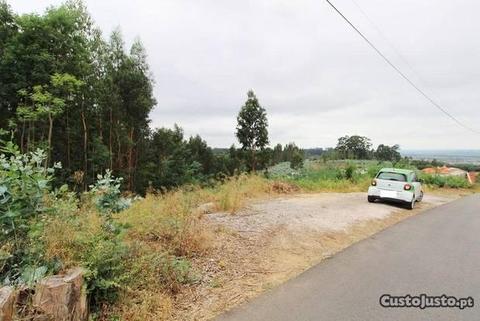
[11,0,480,149]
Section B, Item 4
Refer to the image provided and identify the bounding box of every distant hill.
[401,150,480,165]
[212,148,229,155]
[213,147,333,157]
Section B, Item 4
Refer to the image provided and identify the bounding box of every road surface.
[215,194,480,321]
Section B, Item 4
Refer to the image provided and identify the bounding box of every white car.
[367,168,423,210]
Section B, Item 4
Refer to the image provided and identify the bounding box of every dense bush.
[42,203,130,308]
[0,142,61,284]
[41,175,132,309]
[343,164,356,181]
[0,142,131,308]
[420,174,470,188]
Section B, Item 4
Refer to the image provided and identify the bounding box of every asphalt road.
[216,194,480,321]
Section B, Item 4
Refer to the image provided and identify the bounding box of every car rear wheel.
[407,196,415,210]
[368,196,376,203]
[417,191,424,202]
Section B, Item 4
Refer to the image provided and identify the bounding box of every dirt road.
[175,192,457,321]
[209,193,451,233]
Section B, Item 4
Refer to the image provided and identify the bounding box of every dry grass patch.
[117,191,212,256]
[211,174,274,213]
[424,185,479,197]
[207,174,301,213]
[42,207,104,269]
[107,190,216,321]
[42,188,217,321]
[107,289,174,321]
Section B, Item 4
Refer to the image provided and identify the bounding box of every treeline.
[1,1,157,191]
[0,1,306,193]
[308,135,403,162]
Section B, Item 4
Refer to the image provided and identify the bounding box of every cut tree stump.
[33,268,88,321]
[0,286,16,321]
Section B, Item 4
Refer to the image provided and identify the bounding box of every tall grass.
[43,175,280,320]
[117,190,211,256]
[210,174,273,212]
[42,188,213,320]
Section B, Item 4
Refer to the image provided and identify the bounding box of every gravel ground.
[208,192,453,233]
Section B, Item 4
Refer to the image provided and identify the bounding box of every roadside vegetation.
[1,141,476,320]
[6,102,469,320]
[269,158,476,192]
[269,160,378,192]
[1,1,478,321]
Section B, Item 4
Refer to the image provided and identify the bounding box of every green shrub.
[158,255,194,293]
[89,170,132,215]
[0,143,131,303]
[42,202,130,310]
[420,174,470,188]
[0,142,61,284]
[367,166,379,178]
[344,164,356,181]
[290,151,304,169]
[82,233,129,307]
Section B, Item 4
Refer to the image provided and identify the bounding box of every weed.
[211,174,273,213]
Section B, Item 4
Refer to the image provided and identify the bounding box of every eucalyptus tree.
[0,1,18,127]
[236,90,269,171]
[17,73,83,167]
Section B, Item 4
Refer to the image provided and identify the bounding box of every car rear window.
[377,172,407,182]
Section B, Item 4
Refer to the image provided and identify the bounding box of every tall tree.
[0,1,18,128]
[235,90,269,171]
[186,135,216,175]
[282,143,305,169]
[272,143,283,164]
[123,39,156,189]
[335,135,372,159]
[0,2,157,192]
[16,73,82,166]
[375,144,401,162]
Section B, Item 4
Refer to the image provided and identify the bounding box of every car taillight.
[371,180,377,186]
[404,184,412,191]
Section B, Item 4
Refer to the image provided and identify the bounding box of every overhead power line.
[325,0,480,134]
[349,0,422,81]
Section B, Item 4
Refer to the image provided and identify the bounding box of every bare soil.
[173,192,457,321]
